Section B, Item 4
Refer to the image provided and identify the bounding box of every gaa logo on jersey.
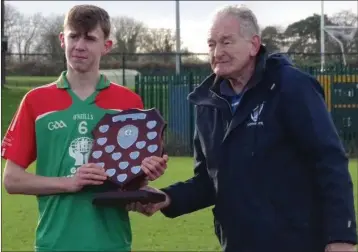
[48,120,67,131]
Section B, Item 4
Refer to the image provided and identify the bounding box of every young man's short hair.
[64,4,111,39]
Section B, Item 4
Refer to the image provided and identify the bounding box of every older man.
[131,5,357,252]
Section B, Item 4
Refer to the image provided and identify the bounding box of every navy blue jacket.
[161,48,357,252]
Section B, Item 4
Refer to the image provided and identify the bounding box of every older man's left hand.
[141,154,169,181]
[325,243,356,252]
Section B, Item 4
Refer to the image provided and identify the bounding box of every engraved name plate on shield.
[88,108,167,207]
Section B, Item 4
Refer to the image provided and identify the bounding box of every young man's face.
[59,24,112,73]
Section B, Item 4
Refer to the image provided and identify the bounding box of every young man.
[2,4,167,252]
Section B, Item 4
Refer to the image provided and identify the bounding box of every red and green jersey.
[1,71,144,252]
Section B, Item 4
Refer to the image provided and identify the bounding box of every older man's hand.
[126,186,171,216]
[141,154,168,181]
[325,243,356,252]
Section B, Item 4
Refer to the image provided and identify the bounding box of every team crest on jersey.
[68,137,94,175]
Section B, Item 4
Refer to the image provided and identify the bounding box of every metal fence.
[135,65,358,157]
[4,52,358,86]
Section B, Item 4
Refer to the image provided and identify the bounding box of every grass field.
[1,82,358,251]
[5,76,59,87]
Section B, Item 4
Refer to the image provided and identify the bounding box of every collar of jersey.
[55,71,111,90]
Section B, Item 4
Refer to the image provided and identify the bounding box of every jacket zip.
[209,90,233,133]
[210,87,262,158]
[210,90,233,115]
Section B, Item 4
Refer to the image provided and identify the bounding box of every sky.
[6,1,358,53]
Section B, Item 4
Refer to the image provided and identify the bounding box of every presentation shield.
[88,108,167,207]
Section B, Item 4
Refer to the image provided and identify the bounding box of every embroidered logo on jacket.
[247,102,265,127]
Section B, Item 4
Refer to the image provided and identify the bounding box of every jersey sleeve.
[1,93,37,168]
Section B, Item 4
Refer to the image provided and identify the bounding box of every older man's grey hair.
[214,5,261,39]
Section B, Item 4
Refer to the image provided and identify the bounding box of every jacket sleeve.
[160,127,216,218]
[280,69,357,245]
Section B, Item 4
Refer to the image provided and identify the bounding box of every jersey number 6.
[78,121,88,135]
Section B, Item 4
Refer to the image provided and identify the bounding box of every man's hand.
[67,163,108,192]
[126,186,171,216]
[141,154,169,181]
[325,243,356,252]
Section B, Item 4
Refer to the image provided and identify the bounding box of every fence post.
[188,71,194,156]
[122,54,126,86]
[134,75,139,94]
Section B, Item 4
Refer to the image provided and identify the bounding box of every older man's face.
[207,14,258,78]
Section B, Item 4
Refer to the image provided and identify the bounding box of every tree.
[261,26,285,53]
[283,14,340,65]
[285,14,323,53]
[2,3,21,86]
[140,28,177,64]
[141,28,176,53]
[34,14,65,61]
[111,16,146,56]
[3,3,21,44]
[11,12,43,62]
[328,10,358,54]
